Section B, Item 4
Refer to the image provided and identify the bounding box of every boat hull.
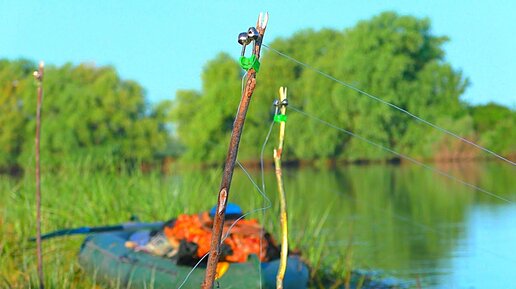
[79,232,309,289]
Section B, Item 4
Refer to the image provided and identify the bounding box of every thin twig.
[33,61,45,289]
[416,274,423,289]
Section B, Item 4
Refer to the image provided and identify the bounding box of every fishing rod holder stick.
[34,61,45,289]
[202,12,268,289]
[274,86,289,289]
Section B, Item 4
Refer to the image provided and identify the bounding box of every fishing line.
[236,120,276,289]
[289,105,513,203]
[262,44,516,167]
[258,120,276,289]
[261,121,276,198]
[329,188,516,268]
[175,254,209,289]
[196,120,276,288]
[177,75,274,289]
[235,53,266,122]
[237,71,249,117]
[175,162,272,289]
[195,163,275,246]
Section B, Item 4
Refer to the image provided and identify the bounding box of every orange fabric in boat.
[163,212,269,263]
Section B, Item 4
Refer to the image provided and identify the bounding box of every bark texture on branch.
[201,13,268,289]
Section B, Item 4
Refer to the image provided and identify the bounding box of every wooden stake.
[274,87,289,289]
[33,61,45,289]
[201,12,268,289]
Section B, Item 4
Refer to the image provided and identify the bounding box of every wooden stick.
[201,13,268,289]
[274,87,289,289]
[33,61,45,289]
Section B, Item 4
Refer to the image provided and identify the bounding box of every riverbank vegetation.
[1,9,515,289]
[0,12,514,173]
[2,161,513,288]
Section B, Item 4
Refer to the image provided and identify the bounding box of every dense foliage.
[1,12,514,170]
[172,12,514,164]
[469,103,516,156]
[0,60,170,169]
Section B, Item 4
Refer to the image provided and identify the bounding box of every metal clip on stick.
[273,97,288,123]
[238,13,268,72]
[273,99,280,115]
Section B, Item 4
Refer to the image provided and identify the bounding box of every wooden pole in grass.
[33,61,45,289]
[274,87,289,289]
[201,12,268,289]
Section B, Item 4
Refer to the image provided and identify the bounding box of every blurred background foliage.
[1,12,514,171]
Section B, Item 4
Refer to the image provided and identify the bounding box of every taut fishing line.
[257,119,276,289]
[175,162,273,289]
[329,188,516,268]
[178,44,514,288]
[262,44,516,167]
[261,121,276,200]
[289,105,513,203]
[176,73,275,289]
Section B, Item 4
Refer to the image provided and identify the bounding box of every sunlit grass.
[0,160,219,288]
[0,159,363,288]
[2,160,512,288]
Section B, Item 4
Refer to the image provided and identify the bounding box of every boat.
[78,230,309,289]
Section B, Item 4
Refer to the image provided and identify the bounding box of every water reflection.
[446,204,516,288]
[225,162,515,288]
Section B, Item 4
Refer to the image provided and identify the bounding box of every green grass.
[0,161,357,289]
[4,160,509,288]
[0,162,219,288]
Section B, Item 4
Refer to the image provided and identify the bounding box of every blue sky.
[1,0,515,107]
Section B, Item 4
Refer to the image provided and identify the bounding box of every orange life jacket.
[163,212,271,263]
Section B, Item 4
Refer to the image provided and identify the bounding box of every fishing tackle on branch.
[237,32,251,49]
[273,97,289,122]
[237,25,263,72]
[247,27,259,41]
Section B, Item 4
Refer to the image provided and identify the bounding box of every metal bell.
[281,98,289,106]
[272,99,280,115]
[238,32,251,46]
[247,27,259,40]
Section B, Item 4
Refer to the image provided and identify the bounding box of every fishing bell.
[238,32,250,46]
[238,32,252,56]
[273,99,280,114]
[247,27,259,41]
[237,27,261,72]
[281,98,288,107]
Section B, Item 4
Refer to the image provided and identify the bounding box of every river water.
[227,162,516,288]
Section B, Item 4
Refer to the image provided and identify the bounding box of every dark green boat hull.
[79,232,309,289]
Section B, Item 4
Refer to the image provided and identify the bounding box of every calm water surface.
[226,162,515,289]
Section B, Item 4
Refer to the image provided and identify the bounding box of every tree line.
[0,60,172,171]
[1,12,514,171]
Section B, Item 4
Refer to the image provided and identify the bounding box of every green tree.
[0,59,34,169]
[470,103,516,156]
[0,60,171,169]
[173,12,478,163]
[171,53,242,163]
